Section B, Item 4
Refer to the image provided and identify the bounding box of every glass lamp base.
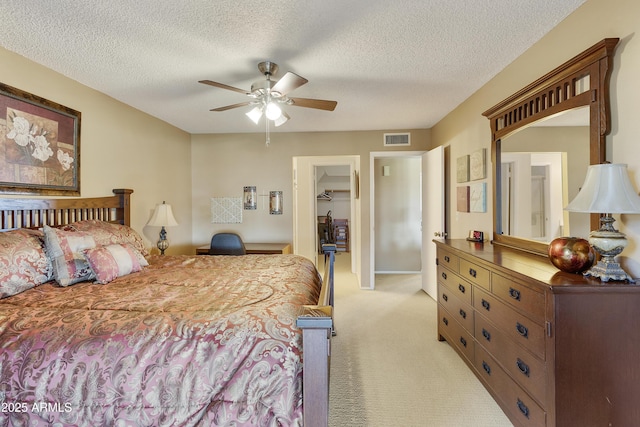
[587,221,634,283]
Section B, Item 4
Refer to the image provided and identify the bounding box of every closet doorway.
[292,155,361,286]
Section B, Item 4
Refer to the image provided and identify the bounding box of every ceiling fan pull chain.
[265,116,270,147]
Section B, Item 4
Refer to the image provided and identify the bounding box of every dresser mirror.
[483,38,619,255]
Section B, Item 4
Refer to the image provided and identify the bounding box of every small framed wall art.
[269,191,283,215]
[243,186,257,210]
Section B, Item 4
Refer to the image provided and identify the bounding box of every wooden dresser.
[434,239,640,427]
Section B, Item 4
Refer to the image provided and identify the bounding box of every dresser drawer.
[493,273,545,324]
[475,346,546,427]
[474,287,545,359]
[437,265,472,306]
[475,314,546,405]
[438,305,475,363]
[437,248,459,273]
[459,258,490,291]
[439,282,474,333]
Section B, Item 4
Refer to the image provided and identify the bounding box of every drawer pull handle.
[444,255,450,263]
[442,293,448,302]
[516,322,529,338]
[458,283,466,293]
[481,299,490,311]
[517,398,530,419]
[459,309,466,319]
[441,272,447,280]
[509,287,521,301]
[482,328,491,341]
[443,317,449,326]
[482,361,491,375]
[459,337,467,347]
[516,358,530,377]
[469,268,477,278]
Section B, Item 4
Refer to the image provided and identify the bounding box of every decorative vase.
[548,237,596,274]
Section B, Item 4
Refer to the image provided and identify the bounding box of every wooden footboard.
[297,244,335,427]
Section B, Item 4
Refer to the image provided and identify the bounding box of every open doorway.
[370,153,423,292]
[369,148,444,295]
[292,155,361,287]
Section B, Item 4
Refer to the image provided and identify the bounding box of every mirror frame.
[483,38,619,256]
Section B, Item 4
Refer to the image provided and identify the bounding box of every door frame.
[369,151,426,290]
[292,155,361,285]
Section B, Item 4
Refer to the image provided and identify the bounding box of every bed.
[0,189,334,427]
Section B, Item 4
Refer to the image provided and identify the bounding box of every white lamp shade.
[246,106,263,124]
[565,163,640,214]
[147,202,179,227]
[265,102,282,120]
[274,111,290,127]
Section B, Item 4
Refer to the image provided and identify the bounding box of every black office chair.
[209,232,247,255]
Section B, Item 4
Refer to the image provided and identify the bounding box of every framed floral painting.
[0,82,81,195]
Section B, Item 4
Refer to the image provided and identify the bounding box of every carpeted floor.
[327,253,513,427]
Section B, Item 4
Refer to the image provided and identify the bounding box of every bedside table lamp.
[565,163,640,282]
[147,201,178,255]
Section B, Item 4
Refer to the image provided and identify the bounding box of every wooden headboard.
[0,189,133,231]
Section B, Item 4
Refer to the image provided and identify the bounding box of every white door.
[422,146,445,299]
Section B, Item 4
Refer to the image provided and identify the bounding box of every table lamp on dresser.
[146,201,178,255]
[565,163,640,282]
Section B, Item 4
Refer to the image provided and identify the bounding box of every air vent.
[383,133,410,146]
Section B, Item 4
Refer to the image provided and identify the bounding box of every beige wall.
[431,0,640,276]
[191,130,430,287]
[0,47,193,255]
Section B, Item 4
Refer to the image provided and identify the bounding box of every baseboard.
[374,270,421,274]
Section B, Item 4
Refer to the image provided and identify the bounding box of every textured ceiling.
[0,1,585,134]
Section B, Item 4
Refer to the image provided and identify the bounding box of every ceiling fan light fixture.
[246,106,263,124]
[265,102,282,120]
[274,112,290,127]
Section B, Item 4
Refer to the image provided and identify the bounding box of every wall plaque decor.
[456,155,470,183]
[457,186,470,212]
[470,182,487,212]
[269,191,283,215]
[211,197,242,223]
[0,82,81,195]
[243,186,257,210]
[469,148,486,181]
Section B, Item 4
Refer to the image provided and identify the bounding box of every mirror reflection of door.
[501,152,568,242]
[498,106,590,243]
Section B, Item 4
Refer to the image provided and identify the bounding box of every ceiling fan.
[199,61,337,128]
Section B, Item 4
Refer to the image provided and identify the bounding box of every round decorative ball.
[548,237,595,274]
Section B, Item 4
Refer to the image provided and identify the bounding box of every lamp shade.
[565,164,640,214]
[147,202,179,227]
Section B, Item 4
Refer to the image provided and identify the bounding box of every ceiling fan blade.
[272,72,308,96]
[289,97,337,111]
[199,80,250,95]
[210,101,252,112]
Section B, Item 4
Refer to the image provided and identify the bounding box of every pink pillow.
[66,220,149,257]
[83,243,142,284]
[0,229,53,298]
[43,225,97,286]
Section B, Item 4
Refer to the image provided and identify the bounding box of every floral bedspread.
[0,254,322,426]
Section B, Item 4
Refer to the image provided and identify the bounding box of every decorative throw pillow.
[66,220,149,260]
[0,229,53,299]
[43,225,97,286]
[83,243,142,284]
